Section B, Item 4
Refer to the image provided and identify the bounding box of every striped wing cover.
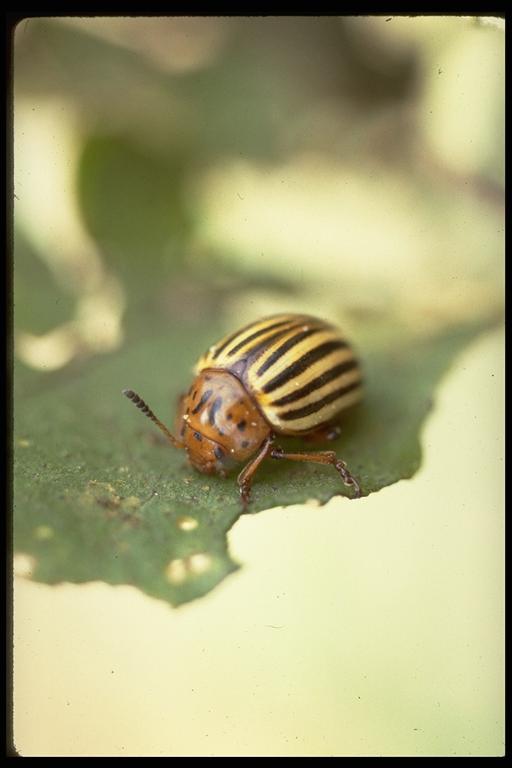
[195,314,363,434]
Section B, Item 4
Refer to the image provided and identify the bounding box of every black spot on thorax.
[191,388,213,415]
[214,445,224,460]
[209,396,223,426]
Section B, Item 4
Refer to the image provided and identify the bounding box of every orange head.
[123,371,270,476]
[176,370,270,474]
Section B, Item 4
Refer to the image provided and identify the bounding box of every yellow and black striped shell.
[194,314,363,435]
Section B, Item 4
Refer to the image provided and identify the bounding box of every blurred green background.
[14,16,504,606]
[14,16,504,345]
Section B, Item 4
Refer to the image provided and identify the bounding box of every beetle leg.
[237,435,275,510]
[270,448,362,498]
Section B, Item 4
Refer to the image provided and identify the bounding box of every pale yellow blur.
[421,22,505,183]
[14,100,125,370]
[13,327,504,756]
[194,154,503,333]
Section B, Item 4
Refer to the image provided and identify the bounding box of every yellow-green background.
[13,16,504,756]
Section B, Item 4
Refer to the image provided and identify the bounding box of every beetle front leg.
[237,435,275,509]
[270,447,362,498]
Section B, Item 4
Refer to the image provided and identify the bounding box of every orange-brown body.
[176,370,270,475]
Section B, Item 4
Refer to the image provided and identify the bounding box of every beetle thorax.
[176,370,270,475]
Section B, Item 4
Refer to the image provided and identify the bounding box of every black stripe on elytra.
[239,323,305,364]
[271,360,358,406]
[227,319,294,356]
[256,327,320,377]
[191,388,213,414]
[209,397,223,426]
[261,339,347,394]
[279,380,362,421]
[211,316,290,360]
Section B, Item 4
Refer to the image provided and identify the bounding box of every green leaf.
[14,314,498,607]
[78,135,194,278]
[13,231,76,335]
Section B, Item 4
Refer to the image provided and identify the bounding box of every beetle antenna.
[122,389,181,449]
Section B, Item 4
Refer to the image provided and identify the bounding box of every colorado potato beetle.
[123,313,363,506]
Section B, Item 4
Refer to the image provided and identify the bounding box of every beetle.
[123,313,363,507]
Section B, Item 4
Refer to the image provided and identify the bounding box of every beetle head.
[177,370,270,475]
